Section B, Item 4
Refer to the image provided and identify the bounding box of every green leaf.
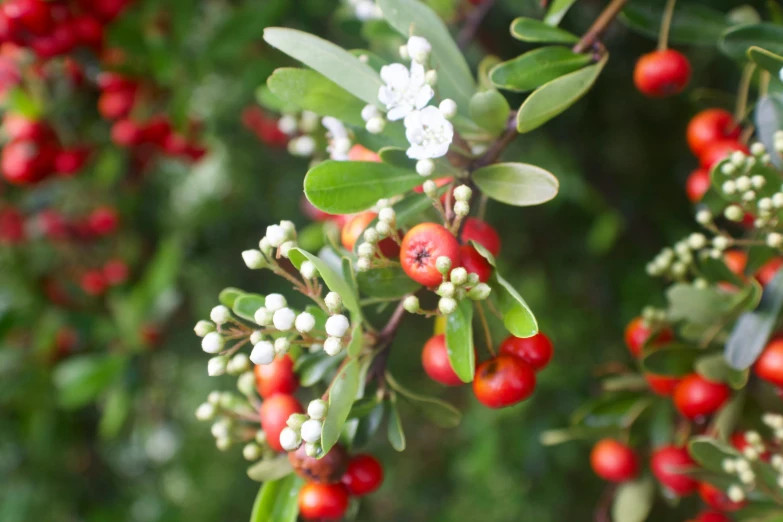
[349,396,381,419]
[666,284,734,324]
[688,436,740,473]
[640,345,700,377]
[489,272,539,337]
[516,55,607,133]
[295,352,343,387]
[720,24,783,62]
[695,353,749,389]
[288,248,361,318]
[445,299,475,383]
[386,393,406,451]
[256,85,299,114]
[357,267,421,298]
[544,0,578,26]
[611,476,654,522]
[601,374,649,392]
[756,94,783,169]
[509,17,579,44]
[472,162,559,206]
[53,354,128,409]
[267,68,366,126]
[620,0,729,46]
[726,270,783,369]
[352,402,385,449]
[490,46,593,93]
[347,322,364,358]
[219,287,245,308]
[233,294,265,322]
[378,0,475,110]
[5,88,43,119]
[539,425,617,446]
[571,392,650,429]
[468,90,511,135]
[99,386,130,440]
[321,359,361,454]
[247,456,294,482]
[470,240,496,267]
[304,160,422,214]
[709,392,745,441]
[263,28,382,106]
[748,46,783,75]
[248,475,303,522]
[386,372,461,428]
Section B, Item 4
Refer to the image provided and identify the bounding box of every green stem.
[735,63,757,124]
[657,0,677,51]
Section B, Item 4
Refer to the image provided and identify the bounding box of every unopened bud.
[436,256,452,275]
[439,297,457,315]
[468,283,491,300]
[453,185,472,202]
[194,320,215,337]
[325,292,342,312]
[403,295,420,313]
[242,249,266,269]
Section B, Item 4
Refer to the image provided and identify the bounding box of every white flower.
[323,117,352,160]
[325,314,350,337]
[289,135,316,157]
[295,312,316,333]
[354,0,382,21]
[254,307,273,326]
[378,62,434,121]
[250,341,275,365]
[273,307,296,331]
[265,294,287,312]
[300,419,323,443]
[404,106,454,160]
[202,332,225,354]
[407,36,431,64]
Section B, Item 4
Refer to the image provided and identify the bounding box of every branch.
[572,0,629,54]
[458,0,496,50]
[473,112,518,169]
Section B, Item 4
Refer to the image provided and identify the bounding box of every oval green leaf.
[263,28,382,106]
[720,24,783,62]
[321,358,361,454]
[53,354,128,409]
[640,344,700,377]
[516,55,607,133]
[304,160,423,214]
[666,283,735,324]
[748,46,783,75]
[688,436,740,473]
[386,372,461,429]
[469,90,510,135]
[472,162,559,206]
[445,299,475,383]
[295,352,343,387]
[247,456,294,483]
[490,46,592,93]
[489,272,539,338]
[611,476,654,522]
[509,17,578,43]
[620,0,729,46]
[267,68,365,126]
[249,475,303,522]
[695,353,749,389]
[545,0,578,26]
[287,248,361,318]
[219,287,245,308]
[571,392,649,428]
[386,393,406,451]
[233,294,265,322]
[357,267,421,299]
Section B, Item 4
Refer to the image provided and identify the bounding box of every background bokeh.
[0,0,764,520]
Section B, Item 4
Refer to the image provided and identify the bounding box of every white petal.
[380,63,409,87]
[406,144,430,160]
[409,61,426,84]
[419,105,443,126]
[414,85,434,110]
[430,141,451,158]
[387,105,410,121]
[404,110,422,129]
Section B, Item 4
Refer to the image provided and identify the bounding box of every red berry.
[103,258,129,285]
[340,211,399,258]
[696,512,732,522]
[699,140,750,170]
[98,89,135,120]
[460,217,501,256]
[87,206,118,236]
[347,144,380,162]
[458,244,493,283]
[400,223,460,287]
[80,270,107,296]
[755,339,783,387]
[4,0,51,35]
[97,72,135,92]
[624,317,673,358]
[0,207,25,244]
[71,15,103,49]
[1,139,49,184]
[686,168,710,203]
[259,394,303,452]
[254,355,299,398]
[289,444,348,484]
[633,49,691,97]
[37,209,68,240]
[698,482,746,512]
[673,374,730,420]
[756,257,783,287]
[93,0,132,22]
[54,147,89,175]
[342,454,384,496]
[298,483,349,521]
[183,143,207,162]
[162,132,189,155]
[473,355,536,408]
[141,115,172,145]
[687,109,740,158]
[590,439,639,482]
[499,332,553,371]
[4,113,49,141]
[421,334,465,386]
[645,373,680,396]
[730,432,770,461]
[651,445,698,496]
[111,119,142,147]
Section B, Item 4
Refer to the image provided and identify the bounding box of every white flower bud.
[437,282,455,298]
[210,305,231,325]
[407,36,431,63]
[259,236,273,255]
[727,485,745,503]
[772,454,783,470]
[243,443,262,461]
[439,99,457,119]
[361,104,380,122]
[278,115,298,135]
[752,175,766,188]
[722,458,736,473]
[325,292,342,312]
[250,329,264,344]
[195,402,216,421]
[265,294,287,312]
[425,70,438,85]
[287,413,307,430]
[694,278,708,289]
[279,241,296,258]
[307,399,328,421]
[325,314,350,337]
[743,447,759,460]
[301,419,323,443]
[265,226,288,248]
[295,312,316,333]
[357,256,372,271]
[273,308,296,331]
[300,261,318,279]
[731,151,747,165]
[250,341,275,365]
[254,307,273,326]
[242,249,266,269]
[363,228,380,244]
[216,437,231,451]
[289,135,316,157]
[366,117,386,134]
[722,180,737,194]
[454,201,470,217]
[736,176,752,191]
[422,180,437,197]
[735,459,751,473]
[305,442,320,458]
[357,243,375,257]
[375,221,392,237]
[742,190,756,202]
[279,427,302,452]
[759,197,773,211]
[403,295,420,313]
[194,320,215,337]
[453,185,472,202]
[774,193,783,208]
[721,163,736,175]
[713,236,729,250]
[324,337,342,356]
[202,332,225,354]
[450,267,468,286]
[751,142,766,156]
[228,353,250,374]
[255,430,267,445]
[309,343,323,353]
[398,44,409,60]
[739,470,755,484]
[725,205,744,222]
[468,283,492,300]
[207,391,221,404]
[379,207,396,225]
[436,256,452,275]
[439,297,457,315]
[237,371,256,396]
[211,419,231,440]
[274,337,291,355]
[769,232,783,248]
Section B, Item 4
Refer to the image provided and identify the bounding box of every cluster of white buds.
[258,220,298,259]
[278,110,320,137]
[763,412,783,440]
[323,117,352,161]
[250,293,319,364]
[323,292,349,356]
[356,200,400,272]
[404,261,491,316]
[195,391,265,453]
[645,229,743,280]
[774,130,783,155]
[279,399,329,456]
[346,0,382,21]
[452,185,472,219]
[640,306,667,325]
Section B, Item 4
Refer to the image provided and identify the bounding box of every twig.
[594,483,616,522]
[458,0,496,50]
[573,0,629,54]
[476,302,495,356]
[735,63,756,124]
[473,113,518,169]
[657,0,677,51]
